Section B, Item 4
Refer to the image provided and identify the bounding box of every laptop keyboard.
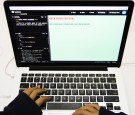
[19,73,121,110]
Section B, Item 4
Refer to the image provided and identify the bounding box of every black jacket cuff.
[4,92,42,115]
[99,107,127,115]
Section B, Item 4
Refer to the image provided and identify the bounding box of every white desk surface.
[0,63,135,114]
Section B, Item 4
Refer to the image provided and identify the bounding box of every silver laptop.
[4,0,134,115]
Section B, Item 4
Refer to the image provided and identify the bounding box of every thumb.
[35,96,51,107]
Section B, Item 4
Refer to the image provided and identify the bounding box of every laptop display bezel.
[4,0,134,67]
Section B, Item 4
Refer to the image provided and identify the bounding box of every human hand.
[23,86,50,107]
[72,104,100,115]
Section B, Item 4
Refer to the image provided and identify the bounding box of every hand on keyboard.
[72,104,100,115]
[23,86,50,106]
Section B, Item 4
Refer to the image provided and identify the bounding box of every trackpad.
[43,113,71,115]
[43,110,74,115]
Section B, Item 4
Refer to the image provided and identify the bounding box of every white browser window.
[48,15,126,61]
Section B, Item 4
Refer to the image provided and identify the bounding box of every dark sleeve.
[0,92,42,115]
[99,107,127,115]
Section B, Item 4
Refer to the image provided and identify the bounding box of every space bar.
[47,103,82,110]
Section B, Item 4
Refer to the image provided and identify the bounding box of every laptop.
[4,0,134,115]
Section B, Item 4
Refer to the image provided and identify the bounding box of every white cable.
[5,57,15,79]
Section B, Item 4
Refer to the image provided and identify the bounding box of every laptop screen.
[4,1,134,67]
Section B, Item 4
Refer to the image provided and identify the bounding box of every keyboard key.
[55,96,61,102]
[107,90,118,95]
[62,74,68,77]
[28,73,34,76]
[96,74,102,77]
[94,78,99,83]
[44,83,49,88]
[21,77,27,82]
[65,90,71,95]
[106,103,113,110]
[72,90,78,95]
[91,84,97,89]
[55,74,61,77]
[52,90,57,95]
[76,74,81,77]
[89,74,95,77]
[42,73,48,77]
[67,78,73,82]
[76,96,82,102]
[106,103,113,107]
[64,83,69,89]
[103,74,108,77]
[82,74,88,77]
[80,78,86,83]
[107,78,116,83]
[77,84,83,89]
[30,83,36,87]
[71,84,76,89]
[34,77,40,82]
[86,90,92,95]
[107,106,113,110]
[45,90,51,95]
[100,78,106,83]
[49,73,54,77]
[114,106,121,110]
[35,73,41,76]
[90,96,96,102]
[104,96,119,102]
[62,96,68,102]
[54,78,60,82]
[74,78,79,82]
[109,74,115,77]
[50,83,56,88]
[98,84,103,89]
[84,84,90,89]
[47,77,53,82]
[93,90,99,95]
[41,77,46,82]
[69,74,75,77]
[87,78,93,83]
[47,103,82,110]
[83,96,89,102]
[104,84,110,89]
[97,96,103,102]
[79,90,85,95]
[111,84,117,89]
[22,73,27,76]
[20,83,29,88]
[69,96,75,102]
[58,90,64,95]
[27,77,33,82]
[61,78,66,82]
[100,90,106,95]
[57,84,63,89]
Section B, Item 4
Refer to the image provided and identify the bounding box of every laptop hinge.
[29,66,107,71]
